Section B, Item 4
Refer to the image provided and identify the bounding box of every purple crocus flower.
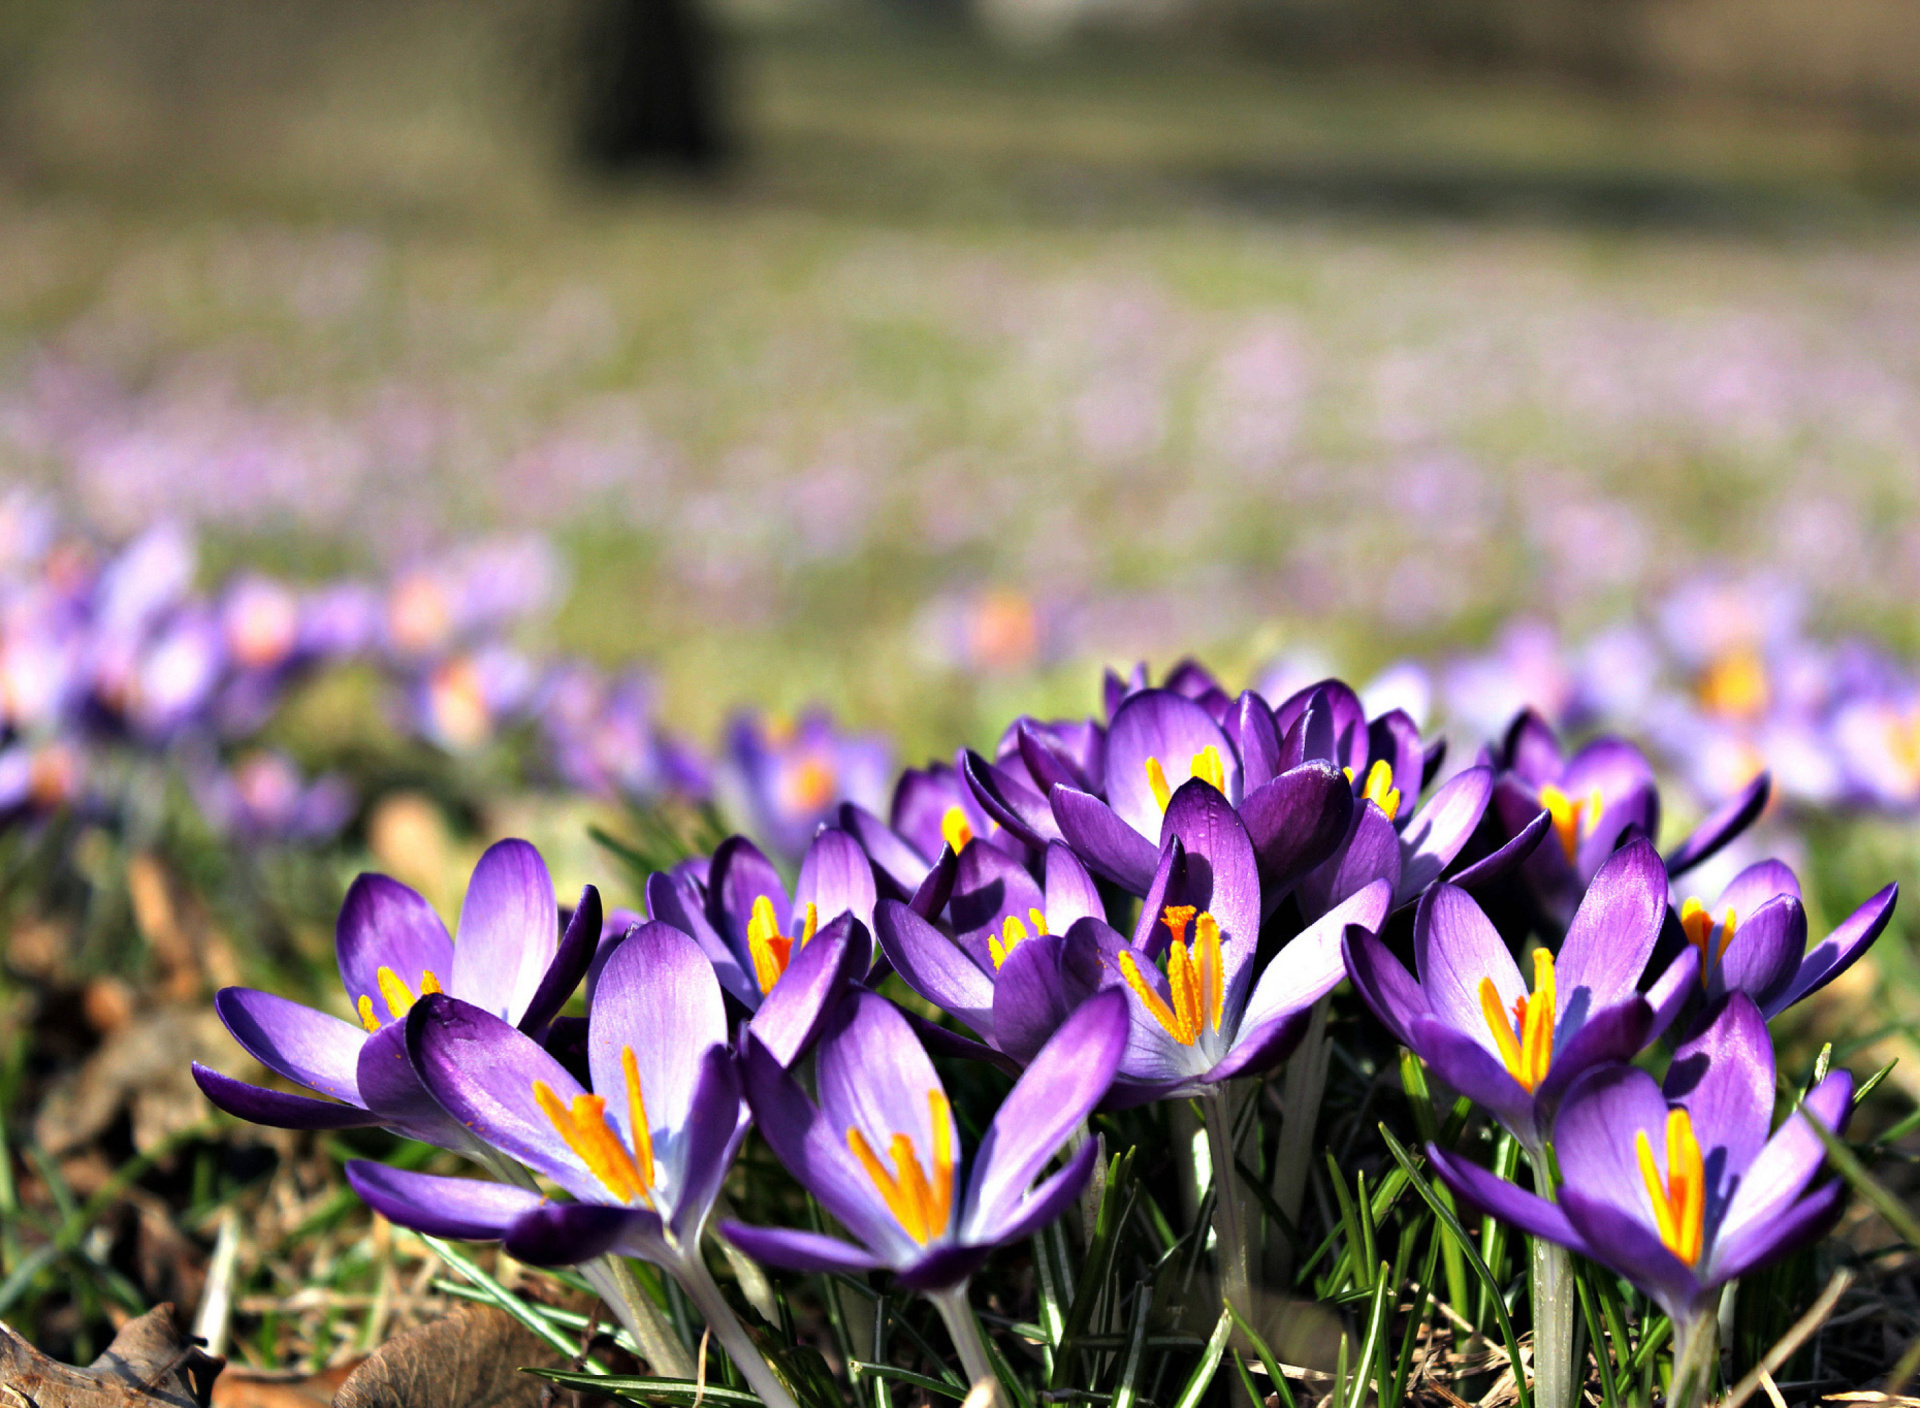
[192,839,597,1149]
[1430,993,1851,1343]
[1670,860,1898,1023]
[722,707,891,862]
[874,839,1109,1066]
[1344,838,1696,1151]
[719,986,1128,1291]
[641,829,871,1060]
[1489,710,1769,929]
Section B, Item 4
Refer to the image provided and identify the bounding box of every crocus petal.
[335,874,454,1022]
[1711,897,1805,1010]
[966,1135,1102,1252]
[794,828,878,934]
[1370,711,1426,799]
[589,921,729,1162]
[907,848,957,921]
[1412,885,1524,1054]
[192,1065,375,1128]
[1229,691,1281,793]
[1576,782,1657,878]
[452,839,558,1024]
[1555,837,1667,1007]
[668,1046,747,1243]
[962,750,1061,849]
[1562,738,1659,820]
[1238,881,1392,1035]
[1051,786,1158,894]
[965,989,1127,1234]
[950,842,1046,957]
[1662,994,1773,1194]
[505,1203,664,1267]
[1407,1016,1537,1142]
[1715,1070,1853,1259]
[1644,946,1701,1041]
[1132,837,1188,952]
[1769,882,1898,1017]
[1395,766,1493,904]
[837,800,932,897]
[875,899,996,1038]
[1549,1064,1672,1233]
[1716,860,1801,916]
[718,1221,886,1276]
[520,885,600,1035]
[1239,762,1354,902]
[894,1244,995,1293]
[1428,1145,1591,1258]
[356,1021,471,1147]
[213,988,365,1105]
[1709,1180,1845,1287]
[1341,925,1427,1048]
[1105,690,1239,837]
[1204,1005,1313,1083]
[1559,1185,1703,1323]
[1017,721,1092,796]
[1299,803,1402,921]
[646,871,756,1009]
[1501,709,1563,787]
[706,836,787,967]
[1534,998,1652,1112]
[1665,771,1770,877]
[990,935,1079,1066]
[814,994,951,1194]
[1160,777,1261,960]
[1042,842,1104,934]
[345,1162,547,1241]
[747,913,866,1067]
[1274,681,1366,773]
[1447,808,1549,891]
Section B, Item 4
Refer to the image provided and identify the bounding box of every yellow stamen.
[1635,1107,1705,1265]
[1679,898,1738,988]
[376,965,416,1020]
[1343,766,1355,783]
[1479,948,1557,1092]
[940,804,975,854]
[419,970,442,995]
[1196,912,1224,1033]
[1145,757,1172,812]
[1190,745,1225,794]
[746,896,817,994]
[990,916,1028,969]
[357,994,381,1033]
[1118,906,1227,1047]
[621,1045,657,1194]
[534,1080,648,1204]
[1538,784,1605,864]
[1360,759,1402,822]
[846,1089,955,1245]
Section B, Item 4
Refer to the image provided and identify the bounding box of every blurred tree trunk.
[574,0,727,171]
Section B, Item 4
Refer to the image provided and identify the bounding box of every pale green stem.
[1203,1083,1255,1333]
[675,1251,803,1408]
[1525,1149,1577,1408]
[581,1255,694,1379]
[1669,1311,1720,1408]
[708,1198,780,1322]
[1266,995,1331,1284]
[927,1283,1001,1404]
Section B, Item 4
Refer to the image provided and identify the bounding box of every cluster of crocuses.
[193,658,1898,1408]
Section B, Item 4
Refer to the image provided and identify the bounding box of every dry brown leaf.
[34,1005,232,1155]
[211,1362,359,1408]
[331,1307,565,1408]
[0,1303,222,1408]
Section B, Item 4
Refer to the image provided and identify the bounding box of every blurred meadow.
[8,0,1920,1395]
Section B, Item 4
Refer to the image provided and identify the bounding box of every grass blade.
[1108,1287,1155,1408]
[1169,1307,1234,1408]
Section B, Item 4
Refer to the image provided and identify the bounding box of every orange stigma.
[1679,898,1737,987]
[533,1046,656,1207]
[847,1089,955,1245]
[1119,906,1226,1047]
[1479,948,1556,1092]
[1539,783,1604,864]
[747,895,818,995]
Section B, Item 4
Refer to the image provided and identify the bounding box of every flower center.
[777,755,836,815]
[1118,905,1225,1047]
[747,895,818,995]
[1538,783,1604,864]
[1679,898,1738,988]
[356,965,443,1032]
[1144,744,1226,813]
[532,1044,656,1206]
[1636,1106,1705,1266]
[1342,759,1402,822]
[846,1088,954,1245]
[1697,647,1769,722]
[940,804,974,854]
[1478,948,1556,1092]
[988,908,1048,969]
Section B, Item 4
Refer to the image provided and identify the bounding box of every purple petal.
[1228,691,1280,793]
[356,1021,471,1147]
[1205,1006,1312,1083]
[1559,1184,1704,1322]
[1273,681,1367,772]
[346,1162,546,1241]
[1711,897,1805,1010]
[1017,720,1092,795]
[1299,803,1402,922]
[1501,709,1564,787]
[1447,808,1549,891]
[1715,1069,1853,1260]
[1238,880,1392,1035]
[647,870,756,1008]
[1051,787,1158,894]
[1104,664,1145,720]
[706,836,787,967]
[964,1134,1102,1253]
[452,839,558,1024]
[1645,946,1702,1041]
[1239,761,1355,902]
[1663,994,1773,1198]
[794,827,878,934]
[894,1243,995,1293]
[989,934,1078,1066]
[814,994,950,1203]
[1104,690,1238,837]
[1709,1180,1845,1286]
[1396,767,1492,904]
[718,1221,885,1276]
[1577,781,1658,878]
[839,800,933,897]
[875,899,996,1040]
[1159,777,1261,959]
[335,874,454,1023]
[1042,842,1104,933]
[505,1203,664,1267]
[1427,1145,1590,1257]
[589,922,729,1162]
[1665,771,1770,877]
[747,912,866,1067]
[907,846,958,920]
[1369,711,1425,800]
[1411,886,1523,1055]
[1131,837,1188,952]
[963,750,1061,849]
[950,842,1045,954]
[213,988,365,1105]
[1562,737,1659,817]
[887,764,976,872]
[965,990,1127,1233]
[1770,883,1898,1016]
[1550,1064,1672,1232]
[1534,997,1652,1112]
[1555,837,1668,1008]
[1715,860,1801,916]
[668,1046,747,1242]
[1342,926,1427,1048]
[1406,1016,1538,1143]
[192,1065,375,1128]
[520,885,599,1035]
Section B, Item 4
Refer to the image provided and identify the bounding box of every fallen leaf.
[332,1307,565,1408]
[211,1362,359,1408]
[0,1303,223,1408]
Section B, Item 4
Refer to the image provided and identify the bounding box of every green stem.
[927,1283,1001,1402]
[1204,1084,1255,1332]
[1526,1150,1577,1408]
[1267,996,1331,1284]
[580,1255,695,1380]
[675,1252,803,1408]
[1668,1311,1719,1408]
